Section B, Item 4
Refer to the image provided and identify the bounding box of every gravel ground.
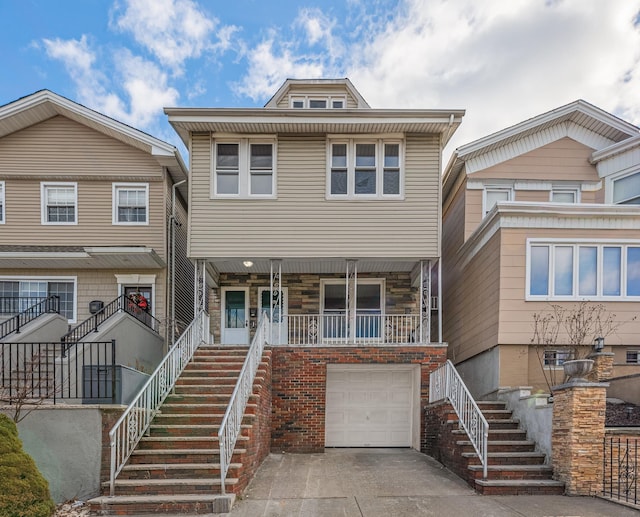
[53,501,90,517]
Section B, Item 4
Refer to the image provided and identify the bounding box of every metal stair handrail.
[0,295,59,339]
[108,310,209,496]
[62,294,161,346]
[429,360,489,479]
[218,311,269,494]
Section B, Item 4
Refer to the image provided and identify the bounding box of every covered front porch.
[196,258,441,346]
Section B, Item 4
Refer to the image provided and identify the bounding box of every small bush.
[0,413,55,517]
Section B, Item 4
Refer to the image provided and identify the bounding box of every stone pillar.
[587,352,614,382]
[552,380,608,496]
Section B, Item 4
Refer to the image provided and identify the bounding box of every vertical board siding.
[189,133,441,258]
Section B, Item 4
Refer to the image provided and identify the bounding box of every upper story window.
[527,240,640,300]
[328,139,403,199]
[0,181,4,224]
[41,182,77,225]
[113,183,149,224]
[612,171,640,205]
[483,186,512,216]
[213,139,276,198]
[290,95,346,109]
[550,188,579,203]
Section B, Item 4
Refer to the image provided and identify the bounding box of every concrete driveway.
[226,448,639,516]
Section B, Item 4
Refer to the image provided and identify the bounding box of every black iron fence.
[61,294,160,345]
[603,436,638,505]
[0,340,116,404]
[0,295,60,339]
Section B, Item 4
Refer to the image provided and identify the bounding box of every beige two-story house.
[0,90,193,350]
[166,78,464,451]
[442,100,640,398]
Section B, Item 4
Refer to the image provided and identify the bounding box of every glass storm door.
[221,288,249,345]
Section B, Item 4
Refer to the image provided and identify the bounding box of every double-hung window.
[213,139,276,198]
[328,139,403,199]
[113,183,148,224]
[0,181,4,224]
[41,182,77,224]
[528,240,640,299]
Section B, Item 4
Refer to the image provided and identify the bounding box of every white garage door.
[325,366,414,447]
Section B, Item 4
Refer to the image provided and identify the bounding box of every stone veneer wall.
[552,382,606,496]
[209,272,418,343]
[270,345,447,452]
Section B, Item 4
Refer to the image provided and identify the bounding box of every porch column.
[194,259,206,315]
[346,260,357,344]
[269,259,282,344]
[419,260,431,344]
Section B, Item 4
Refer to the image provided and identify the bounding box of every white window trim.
[0,275,77,323]
[543,349,571,369]
[289,95,346,109]
[41,182,78,225]
[0,181,4,224]
[526,238,640,301]
[112,183,149,225]
[211,137,277,199]
[606,166,640,204]
[550,187,581,203]
[482,186,513,216]
[326,138,404,200]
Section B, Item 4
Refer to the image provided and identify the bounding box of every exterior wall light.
[243,260,254,268]
[593,336,605,352]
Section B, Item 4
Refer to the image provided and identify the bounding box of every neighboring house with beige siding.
[442,100,640,399]
[166,78,464,451]
[0,90,192,353]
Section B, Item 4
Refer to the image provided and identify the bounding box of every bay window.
[527,241,640,299]
[328,139,403,199]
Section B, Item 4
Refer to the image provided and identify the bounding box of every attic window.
[289,96,347,109]
[292,100,304,109]
[309,99,327,109]
[332,100,344,108]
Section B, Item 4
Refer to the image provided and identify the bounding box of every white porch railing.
[218,311,268,494]
[429,360,489,479]
[283,313,421,345]
[108,310,209,495]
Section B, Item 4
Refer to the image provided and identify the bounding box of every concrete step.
[159,402,257,415]
[462,451,547,466]
[129,447,246,464]
[148,423,252,437]
[458,440,536,453]
[474,479,564,496]
[164,393,258,405]
[480,410,513,420]
[119,462,242,480]
[137,435,249,450]
[468,464,554,480]
[88,493,235,514]
[477,401,507,411]
[152,413,254,426]
[452,428,527,441]
[108,477,235,496]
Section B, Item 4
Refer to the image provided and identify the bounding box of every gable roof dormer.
[264,78,371,109]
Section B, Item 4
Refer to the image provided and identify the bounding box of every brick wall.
[209,272,418,342]
[99,407,126,493]
[423,400,470,479]
[270,345,446,452]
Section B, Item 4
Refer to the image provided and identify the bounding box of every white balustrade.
[429,360,489,479]
[108,310,209,495]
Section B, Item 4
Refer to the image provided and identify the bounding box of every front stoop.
[89,346,271,515]
[449,401,564,495]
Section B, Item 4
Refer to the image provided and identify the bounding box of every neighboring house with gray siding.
[0,90,192,350]
[442,100,640,399]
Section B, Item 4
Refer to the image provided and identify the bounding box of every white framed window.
[327,139,403,199]
[289,95,346,109]
[41,182,77,225]
[112,183,149,225]
[544,350,571,367]
[0,181,4,224]
[550,188,579,203]
[0,276,77,322]
[611,170,640,205]
[483,186,512,216]
[212,139,276,198]
[626,350,640,364]
[527,239,640,300]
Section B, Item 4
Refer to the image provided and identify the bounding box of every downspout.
[170,179,187,345]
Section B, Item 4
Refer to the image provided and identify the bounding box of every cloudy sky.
[2,0,640,161]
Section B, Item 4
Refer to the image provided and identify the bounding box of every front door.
[258,287,288,345]
[221,287,249,345]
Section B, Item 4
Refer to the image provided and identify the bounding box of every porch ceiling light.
[243,260,254,268]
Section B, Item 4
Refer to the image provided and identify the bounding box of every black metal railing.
[0,340,116,404]
[0,295,60,339]
[603,436,638,505]
[61,294,160,345]
[0,296,50,314]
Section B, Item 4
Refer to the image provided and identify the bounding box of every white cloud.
[111,0,236,74]
[344,0,640,156]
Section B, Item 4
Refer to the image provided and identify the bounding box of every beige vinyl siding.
[471,138,598,182]
[189,133,441,259]
[465,189,483,240]
[444,231,501,363]
[515,190,549,203]
[497,227,640,347]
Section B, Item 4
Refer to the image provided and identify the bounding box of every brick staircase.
[89,345,272,515]
[434,400,564,495]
